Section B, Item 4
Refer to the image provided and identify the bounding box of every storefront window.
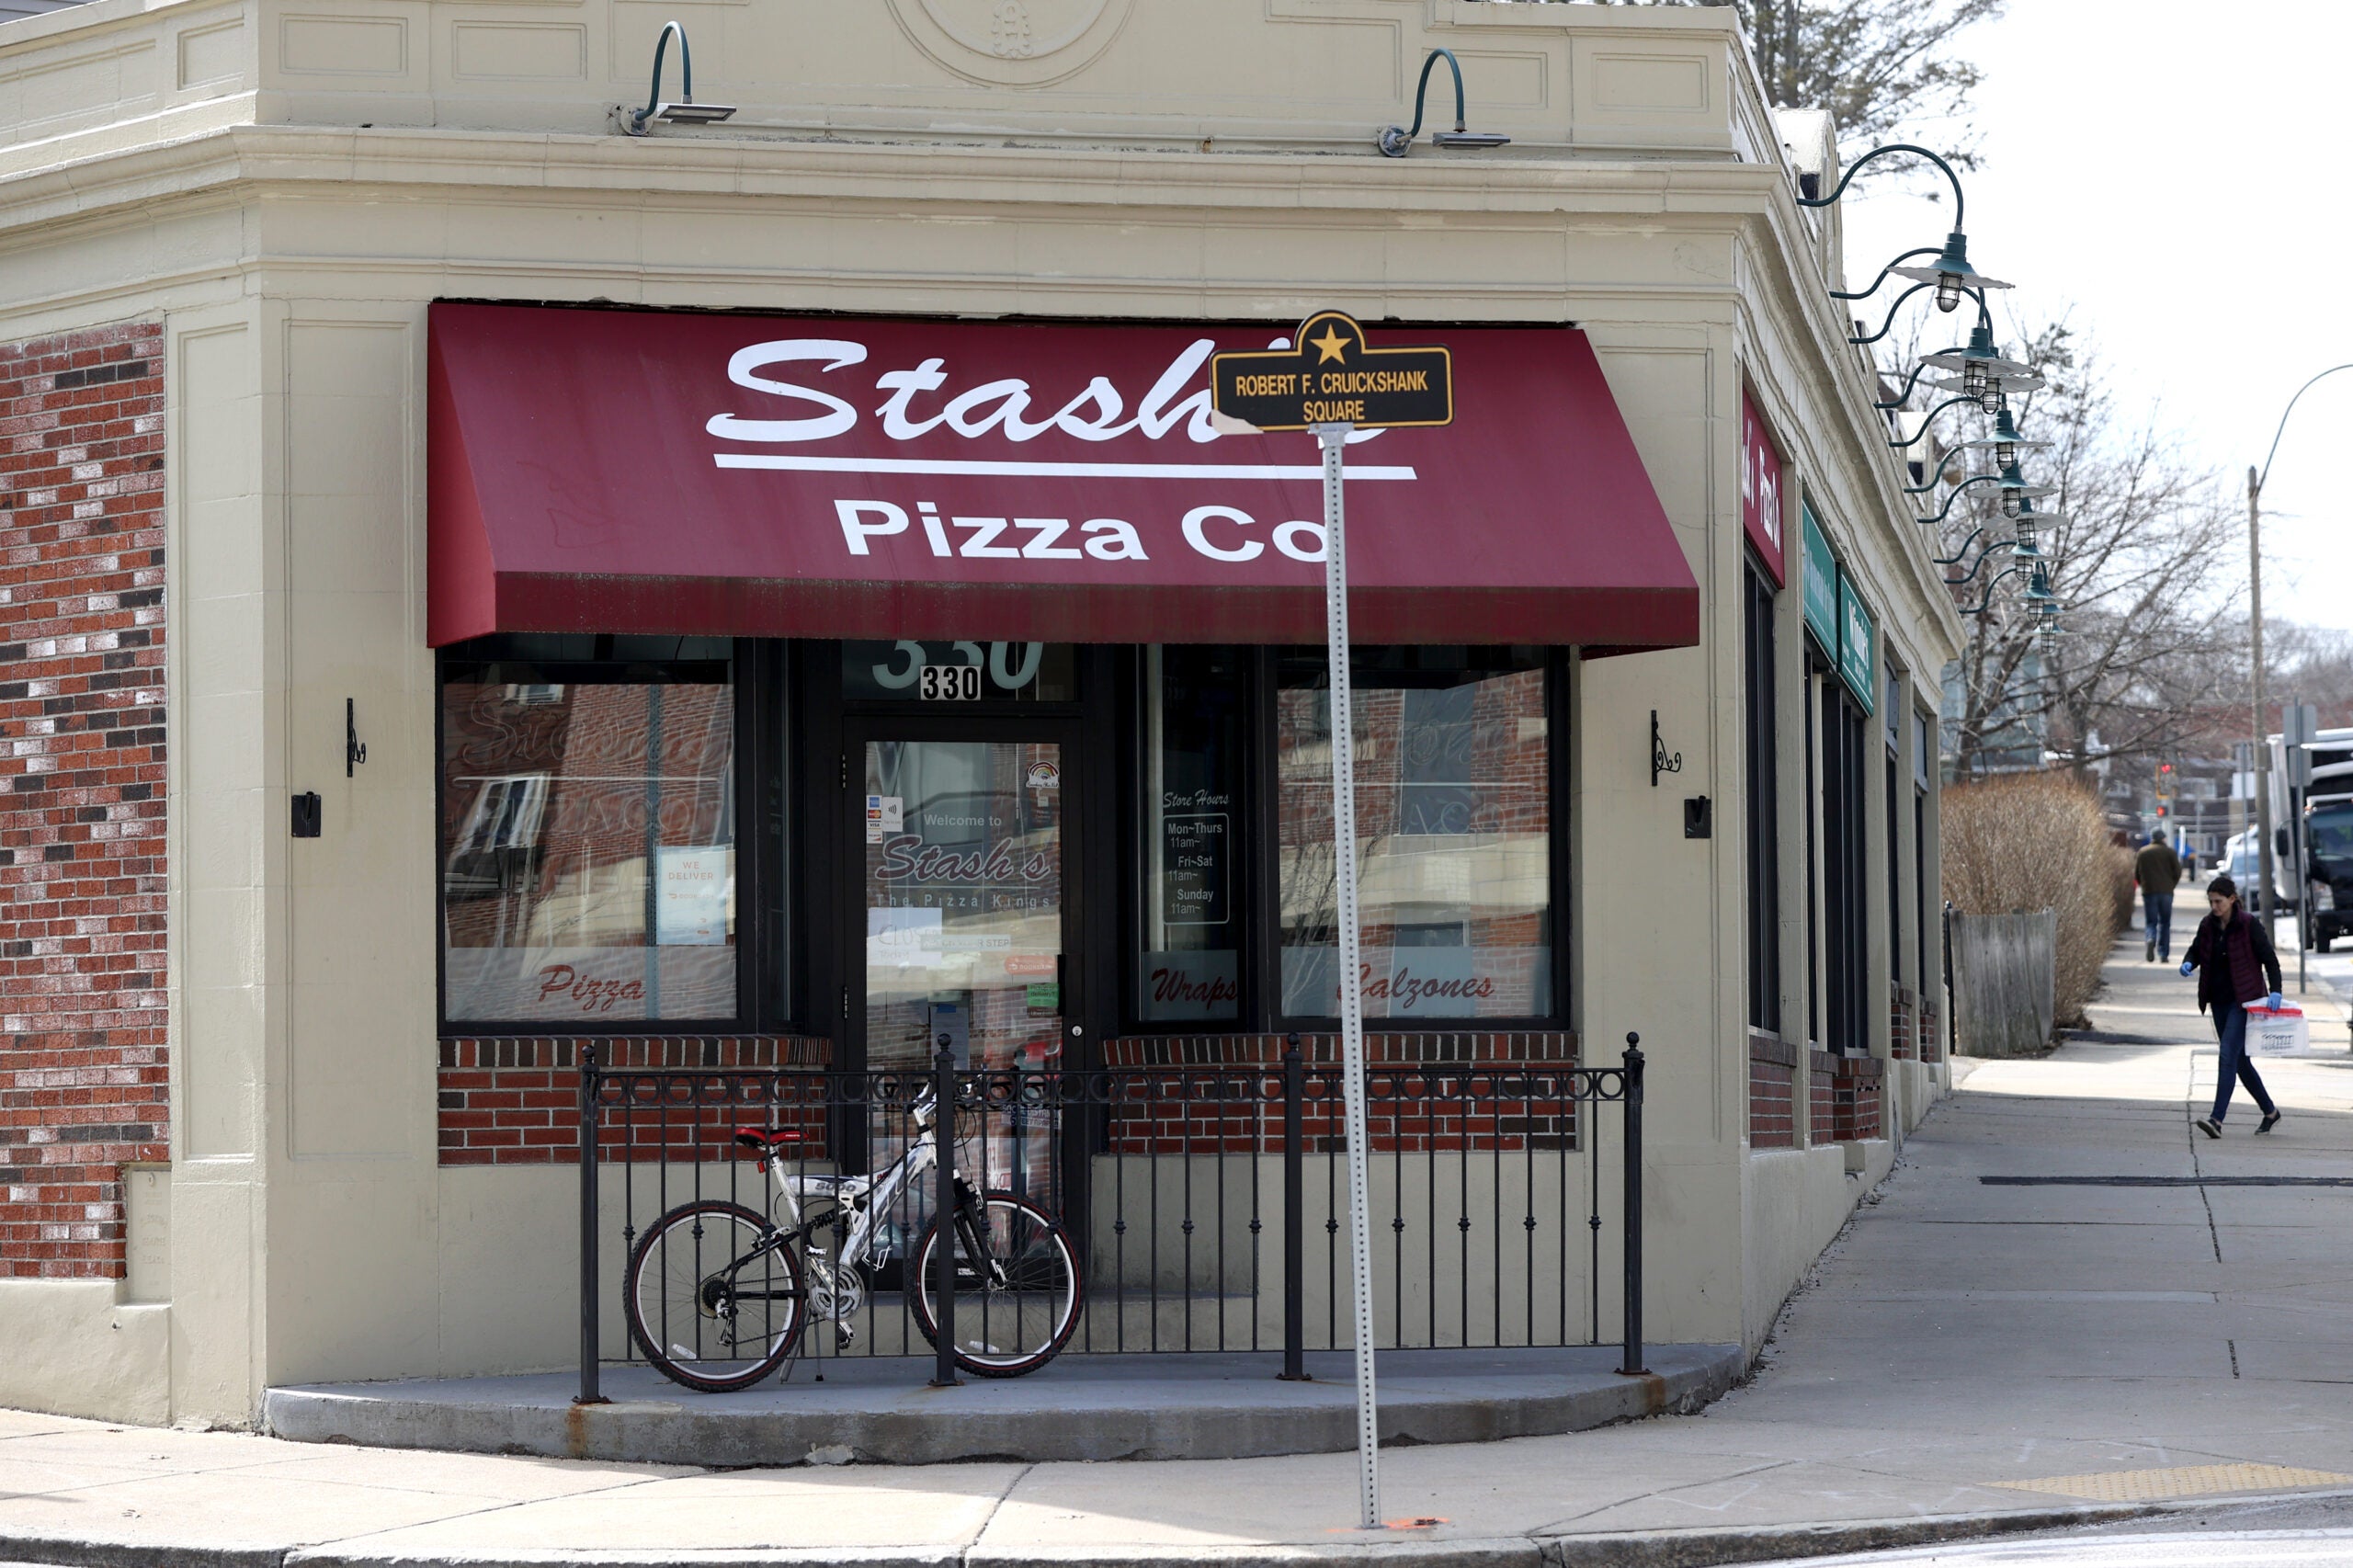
[1275,647,1552,1020]
[1138,646,1246,1022]
[439,636,739,1024]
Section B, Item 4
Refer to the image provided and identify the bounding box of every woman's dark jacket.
[2185,908,2282,1012]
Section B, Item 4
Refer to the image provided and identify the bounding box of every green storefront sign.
[1837,569,1876,714]
[1801,503,1838,653]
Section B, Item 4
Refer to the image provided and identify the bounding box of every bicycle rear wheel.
[909,1189,1083,1378]
[624,1199,806,1392]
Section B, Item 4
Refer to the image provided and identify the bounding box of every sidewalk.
[6,929,2352,1568]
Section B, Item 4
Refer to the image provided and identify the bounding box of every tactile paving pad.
[1990,1463,2353,1501]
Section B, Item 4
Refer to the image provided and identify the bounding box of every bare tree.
[1556,0,2005,167]
[1936,324,2244,782]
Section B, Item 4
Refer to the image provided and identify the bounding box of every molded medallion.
[889,0,1132,87]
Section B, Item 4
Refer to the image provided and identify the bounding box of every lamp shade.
[1891,229,2014,295]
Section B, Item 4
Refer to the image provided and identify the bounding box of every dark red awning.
[427,304,1697,650]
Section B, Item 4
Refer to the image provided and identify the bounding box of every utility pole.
[2249,465,2275,927]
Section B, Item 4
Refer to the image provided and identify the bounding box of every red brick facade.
[0,322,168,1279]
[1747,1032,1796,1148]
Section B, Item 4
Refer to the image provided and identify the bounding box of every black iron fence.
[576,1035,1644,1399]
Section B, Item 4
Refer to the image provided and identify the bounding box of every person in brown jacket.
[2134,829,2182,962]
[2180,874,2283,1138]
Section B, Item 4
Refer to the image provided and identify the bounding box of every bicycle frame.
[767,1119,935,1277]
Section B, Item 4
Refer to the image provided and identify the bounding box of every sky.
[1834,1,2353,635]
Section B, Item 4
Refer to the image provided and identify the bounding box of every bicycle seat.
[733,1127,804,1155]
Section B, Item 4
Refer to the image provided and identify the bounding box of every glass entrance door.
[858,734,1068,1198]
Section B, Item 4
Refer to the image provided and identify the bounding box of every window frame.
[1744,554,1782,1034]
[434,635,794,1038]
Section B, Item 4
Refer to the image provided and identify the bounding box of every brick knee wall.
[1833,1053,1885,1142]
[1808,1050,1836,1145]
[438,1036,835,1165]
[1099,1031,1584,1153]
[1748,1033,1796,1149]
[0,322,167,1280]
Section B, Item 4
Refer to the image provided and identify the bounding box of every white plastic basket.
[2246,1005,2310,1057]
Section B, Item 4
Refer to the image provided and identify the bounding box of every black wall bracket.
[291,792,323,838]
[347,698,368,778]
[1650,710,1682,787]
[1684,796,1712,839]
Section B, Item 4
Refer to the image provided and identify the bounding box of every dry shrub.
[1941,772,2127,1028]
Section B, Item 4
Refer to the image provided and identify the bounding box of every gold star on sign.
[1309,324,1350,364]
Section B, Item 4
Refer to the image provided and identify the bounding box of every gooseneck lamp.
[1800,144,2013,312]
[1378,50,1512,155]
[628,20,735,135]
[1956,562,2030,615]
[1796,142,2061,634]
[1958,404,2050,471]
[1921,321,2036,400]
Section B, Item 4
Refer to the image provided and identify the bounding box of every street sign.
[1210,311,1458,1530]
[1211,312,1452,432]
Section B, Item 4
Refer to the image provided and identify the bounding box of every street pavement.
[4,915,2352,1568]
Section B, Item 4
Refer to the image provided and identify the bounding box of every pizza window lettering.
[439,636,739,1023]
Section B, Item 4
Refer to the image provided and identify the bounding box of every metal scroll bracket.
[1650,710,1681,787]
[347,698,368,778]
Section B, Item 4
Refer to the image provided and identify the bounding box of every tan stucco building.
[0,0,1965,1428]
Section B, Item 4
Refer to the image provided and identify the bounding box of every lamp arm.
[1380,49,1466,153]
[1796,142,1967,230]
[1913,472,1998,512]
[1876,350,1972,410]
[1830,247,1942,302]
[2257,362,2353,492]
[1957,563,2025,617]
[1931,527,1987,567]
[631,20,688,134]
[1852,282,1986,347]
[1885,393,1979,436]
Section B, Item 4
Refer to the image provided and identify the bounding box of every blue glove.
[2180,960,2194,977]
[2268,992,2284,1012]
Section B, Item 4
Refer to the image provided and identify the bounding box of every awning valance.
[427,304,1698,650]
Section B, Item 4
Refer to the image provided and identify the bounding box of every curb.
[263,1350,1741,1468]
[0,1499,2201,1568]
[1540,1503,2159,1567]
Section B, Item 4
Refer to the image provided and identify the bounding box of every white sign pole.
[1313,419,1381,1530]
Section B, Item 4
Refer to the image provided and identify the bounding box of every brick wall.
[1748,1033,1796,1149]
[439,1036,832,1165]
[1917,1006,1944,1062]
[440,1030,1590,1166]
[1889,985,1916,1061]
[1808,1049,1836,1145]
[0,322,167,1280]
[1831,1052,1884,1142]
[1099,1031,1583,1154]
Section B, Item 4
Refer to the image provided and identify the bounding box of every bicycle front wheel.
[909,1189,1084,1378]
[623,1199,806,1392]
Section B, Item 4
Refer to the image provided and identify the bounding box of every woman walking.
[2180,874,2283,1138]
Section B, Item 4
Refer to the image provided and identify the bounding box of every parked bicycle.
[621,1083,1084,1392]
